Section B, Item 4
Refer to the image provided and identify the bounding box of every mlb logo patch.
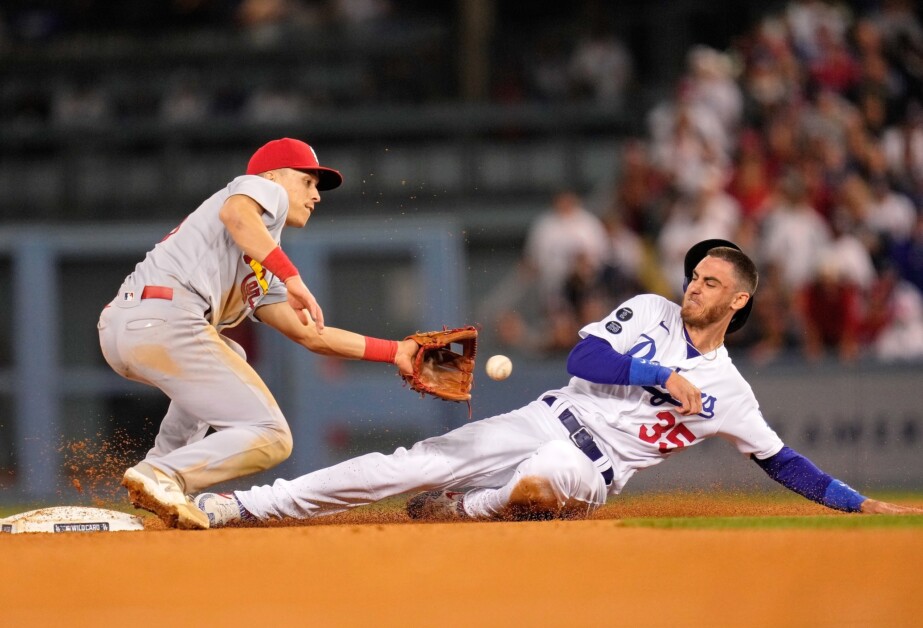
[122,291,135,301]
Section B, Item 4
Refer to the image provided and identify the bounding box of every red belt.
[140,285,174,300]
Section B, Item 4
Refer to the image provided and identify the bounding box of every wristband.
[628,358,673,387]
[821,479,867,512]
[363,337,398,363]
[261,246,299,282]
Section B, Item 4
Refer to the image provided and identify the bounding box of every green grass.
[623,514,923,529]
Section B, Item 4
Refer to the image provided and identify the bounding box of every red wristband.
[261,246,299,281]
[363,337,398,363]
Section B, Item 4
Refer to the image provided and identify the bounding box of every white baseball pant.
[98,282,292,493]
[236,399,609,520]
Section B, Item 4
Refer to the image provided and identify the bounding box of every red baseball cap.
[246,138,343,191]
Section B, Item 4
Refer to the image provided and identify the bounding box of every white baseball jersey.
[545,293,784,493]
[126,174,289,329]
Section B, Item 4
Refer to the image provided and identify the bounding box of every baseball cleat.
[406,490,468,521]
[121,462,209,530]
[193,492,253,527]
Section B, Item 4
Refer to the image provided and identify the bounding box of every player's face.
[681,256,749,329]
[276,169,321,227]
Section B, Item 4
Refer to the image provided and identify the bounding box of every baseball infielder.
[194,239,921,525]
[98,138,418,529]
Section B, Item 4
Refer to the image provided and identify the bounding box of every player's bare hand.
[665,372,703,416]
[393,338,419,376]
[860,498,923,514]
[284,276,325,332]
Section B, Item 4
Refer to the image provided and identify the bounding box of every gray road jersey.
[124,175,290,330]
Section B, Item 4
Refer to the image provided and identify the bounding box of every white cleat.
[193,492,251,528]
[121,462,209,530]
[406,490,469,521]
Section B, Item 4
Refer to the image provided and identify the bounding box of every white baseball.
[485,354,513,381]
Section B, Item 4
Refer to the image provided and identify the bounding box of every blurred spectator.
[742,17,802,121]
[795,249,863,362]
[522,190,609,316]
[872,275,923,361]
[803,86,858,144]
[786,0,851,62]
[891,213,923,295]
[50,81,112,127]
[606,138,669,238]
[685,46,743,137]
[873,0,923,102]
[807,22,861,94]
[853,22,905,132]
[648,90,729,198]
[657,165,742,298]
[236,0,322,44]
[240,83,306,123]
[865,173,917,245]
[879,100,923,202]
[528,34,572,102]
[332,0,393,32]
[160,75,211,124]
[726,128,776,224]
[598,212,646,305]
[763,107,802,176]
[493,190,610,354]
[568,22,633,108]
[562,250,611,339]
[760,169,832,292]
[826,213,878,291]
[745,262,797,364]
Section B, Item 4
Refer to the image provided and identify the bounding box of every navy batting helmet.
[683,238,754,334]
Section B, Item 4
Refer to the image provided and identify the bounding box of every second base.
[0,506,145,534]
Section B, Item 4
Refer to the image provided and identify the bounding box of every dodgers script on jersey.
[544,293,784,493]
[124,175,289,329]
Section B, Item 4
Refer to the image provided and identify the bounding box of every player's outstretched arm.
[753,446,923,514]
[254,301,412,375]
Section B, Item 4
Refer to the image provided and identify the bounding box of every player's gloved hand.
[859,498,923,514]
[284,275,325,332]
[393,338,418,377]
[665,372,703,416]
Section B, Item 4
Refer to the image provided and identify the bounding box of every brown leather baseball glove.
[403,326,478,409]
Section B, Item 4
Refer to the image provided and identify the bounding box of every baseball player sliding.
[98,138,419,529]
[193,239,921,526]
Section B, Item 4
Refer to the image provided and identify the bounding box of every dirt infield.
[2,494,921,627]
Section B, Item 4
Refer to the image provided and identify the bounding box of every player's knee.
[262,423,293,467]
[507,476,559,519]
[509,440,598,519]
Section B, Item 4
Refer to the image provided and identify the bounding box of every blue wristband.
[822,480,867,512]
[628,358,673,387]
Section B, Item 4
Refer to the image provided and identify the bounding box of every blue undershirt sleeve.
[567,336,672,387]
[752,446,867,512]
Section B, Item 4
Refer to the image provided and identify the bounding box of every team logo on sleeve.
[616,307,633,321]
[605,321,622,334]
[243,255,269,292]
